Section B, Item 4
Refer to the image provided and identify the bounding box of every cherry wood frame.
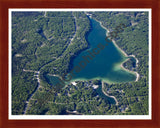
[0,0,160,128]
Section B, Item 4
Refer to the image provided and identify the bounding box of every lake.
[45,17,137,105]
[71,18,136,84]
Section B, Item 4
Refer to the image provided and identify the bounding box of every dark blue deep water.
[71,18,136,83]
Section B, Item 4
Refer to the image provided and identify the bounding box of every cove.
[71,18,137,83]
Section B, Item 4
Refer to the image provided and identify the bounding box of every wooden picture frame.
[0,0,159,128]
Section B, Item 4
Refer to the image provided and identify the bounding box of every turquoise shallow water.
[70,18,136,83]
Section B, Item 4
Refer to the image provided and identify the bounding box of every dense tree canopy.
[12,11,149,115]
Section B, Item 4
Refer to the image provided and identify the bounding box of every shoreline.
[98,20,128,57]
[93,17,129,58]
[102,82,118,106]
[128,54,139,67]
[120,59,140,82]
[97,19,139,82]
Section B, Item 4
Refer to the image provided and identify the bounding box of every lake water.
[45,17,137,105]
[71,18,136,83]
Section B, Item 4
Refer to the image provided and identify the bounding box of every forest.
[12,11,149,115]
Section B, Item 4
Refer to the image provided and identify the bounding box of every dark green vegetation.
[12,11,90,114]
[123,57,137,71]
[12,11,149,115]
[27,81,118,115]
